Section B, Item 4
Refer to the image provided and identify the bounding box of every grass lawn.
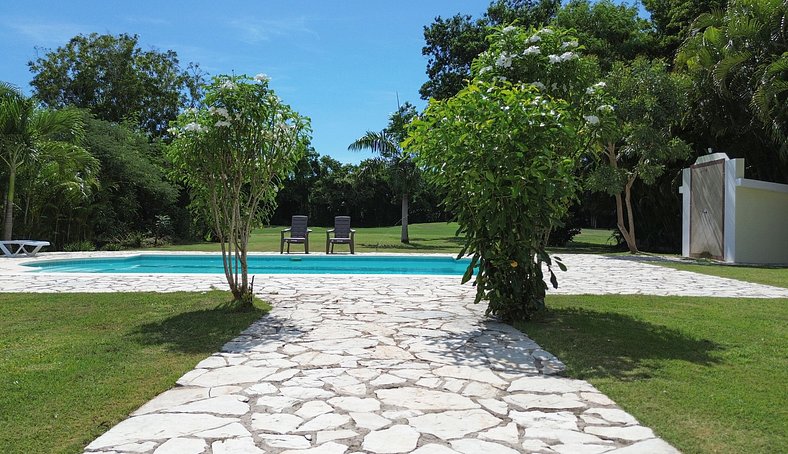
[654,261,788,289]
[164,222,464,253]
[164,222,619,255]
[521,294,788,454]
[0,291,269,454]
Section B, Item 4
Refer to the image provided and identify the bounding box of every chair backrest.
[333,216,351,238]
[290,215,309,237]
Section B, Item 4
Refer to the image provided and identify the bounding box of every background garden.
[1,0,785,254]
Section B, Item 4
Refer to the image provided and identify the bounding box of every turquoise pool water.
[26,254,472,275]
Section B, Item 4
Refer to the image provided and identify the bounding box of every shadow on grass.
[518,307,722,381]
[549,241,626,254]
[129,305,268,354]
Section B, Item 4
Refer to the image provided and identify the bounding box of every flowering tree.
[406,27,595,321]
[585,58,692,253]
[168,75,311,307]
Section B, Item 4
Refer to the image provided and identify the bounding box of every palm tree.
[349,103,419,243]
[677,0,788,154]
[0,82,89,241]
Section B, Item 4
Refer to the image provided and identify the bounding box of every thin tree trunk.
[623,176,638,253]
[401,192,409,244]
[3,165,16,241]
[606,142,638,253]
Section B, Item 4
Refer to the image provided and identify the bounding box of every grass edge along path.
[0,291,269,454]
[653,261,788,289]
[521,294,788,454]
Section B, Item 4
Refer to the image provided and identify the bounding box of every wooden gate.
[690,159,725,259]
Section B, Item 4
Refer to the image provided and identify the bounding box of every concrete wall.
[733,179,788,264]
[680,154,788,264]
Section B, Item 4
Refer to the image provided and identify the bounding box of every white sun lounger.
[0,240,50,257]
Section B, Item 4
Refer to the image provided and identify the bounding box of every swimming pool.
[25,254,473,275]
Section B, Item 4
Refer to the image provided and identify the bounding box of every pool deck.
[2,252,786,454]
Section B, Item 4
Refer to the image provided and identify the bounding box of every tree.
[551,0,656,71]
[83,117,179,241]
[676,0,788,157]
[407,78,581,321]
[585,58,692,253]
[0,82,94,241]
[642,0,727,59]
[349,103,420,243]
[420,0,560,100]
[168,75,310,307]
[29,33,203,137]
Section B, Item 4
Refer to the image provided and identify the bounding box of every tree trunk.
[3,165,16,241]
[401,192,409,244]
[606,142,638,253]
[622,176,638,253]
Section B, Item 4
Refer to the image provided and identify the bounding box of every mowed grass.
[521,294,788,454]
[165,223,619,255]
[165,222,465,253]
[655,262,788,289]
[0,291,269,454]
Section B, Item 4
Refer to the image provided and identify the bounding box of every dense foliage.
[408,76,582,321]
[168,74,310,306]
[29,33,202,137]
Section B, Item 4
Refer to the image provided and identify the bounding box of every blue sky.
[0,1,497,163]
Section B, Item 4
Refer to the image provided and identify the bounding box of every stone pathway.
[2,253,785,453]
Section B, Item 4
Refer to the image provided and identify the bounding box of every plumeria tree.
[406,25,595,321]
[168,74,311,307]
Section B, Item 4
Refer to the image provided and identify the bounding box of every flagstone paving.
[2,252,786,453]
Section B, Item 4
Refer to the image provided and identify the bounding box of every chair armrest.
[326,228,335,233]
[305,229,312,237]
[282,228,292,232]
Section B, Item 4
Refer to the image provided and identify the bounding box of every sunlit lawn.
[0,291,269,454]
[654,261,788,289]
[522,294,788,454]
[165,222,464,253]
[164,222,619,255]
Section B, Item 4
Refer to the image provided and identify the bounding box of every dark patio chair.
[326,216,355,254]
[280,215,311,254]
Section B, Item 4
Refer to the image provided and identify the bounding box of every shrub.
[62,240,95,252]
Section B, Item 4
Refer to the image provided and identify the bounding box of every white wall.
[733,179,788,264]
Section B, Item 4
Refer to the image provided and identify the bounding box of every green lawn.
[0,291,269,454]
[654,261,788,289]
[165,222,465,253]
[521,295,788,454]
[164,222,619,255]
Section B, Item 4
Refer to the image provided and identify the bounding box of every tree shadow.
[128,305,269,354]
[518,307,723,380]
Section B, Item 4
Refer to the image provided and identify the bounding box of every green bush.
[407,79,582,321]
[62,240,95,252]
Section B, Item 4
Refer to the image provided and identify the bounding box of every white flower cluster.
[530,81,546,90]
[547,52,577,64]
[184,122,206,133]
[527,34,542,44]
[596,104,614,113]
[561,41,578,49]
[585,81,607,94]
[583,115,600,125]
[220,79,237,90]
[254,73,270,82]
[495,52,513,68]
[538,28,554,35]
[523,46,540,55]
[502,25,517,34]
[478,65,493,74]
[208,106,233,128]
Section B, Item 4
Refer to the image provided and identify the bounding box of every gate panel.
[690,160,725,259]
